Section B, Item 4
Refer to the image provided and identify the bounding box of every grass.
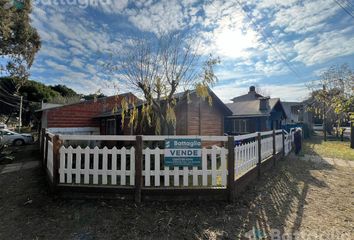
[302,135,354,161]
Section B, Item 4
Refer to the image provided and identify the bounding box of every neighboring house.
[225,86,287,135]
[36,92,139,135]
[282,102,303,124]
[97,88,232,136]
[282,101,314,128]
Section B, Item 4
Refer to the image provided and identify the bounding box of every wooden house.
[225,86,287,135]
[97,89,232,136]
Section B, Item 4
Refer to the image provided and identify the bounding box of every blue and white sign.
[164,138,202,166]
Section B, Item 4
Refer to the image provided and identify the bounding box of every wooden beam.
[52,135,61,190]
[135,135,143,203]
[257,132,262,179]
[227,136,235,202]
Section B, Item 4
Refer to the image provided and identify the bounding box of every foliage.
[0,0,41,90]
[50,84,77,97]
[307,64,354,136]
[105,33,220,134]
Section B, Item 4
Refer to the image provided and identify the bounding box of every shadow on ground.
[1,146,352,240]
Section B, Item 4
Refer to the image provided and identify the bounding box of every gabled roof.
[96,88,232,118]
[226,98,284,118]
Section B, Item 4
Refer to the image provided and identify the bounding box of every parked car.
[0,129,34,146]
[0,123,7,129]
[313,124,323,131]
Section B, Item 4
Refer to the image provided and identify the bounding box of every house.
[225,86,287,135]
[37,92,139,135]
[37,88,232,138]
[97,88,232,137]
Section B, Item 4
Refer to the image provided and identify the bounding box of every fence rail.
[41,128,296,202]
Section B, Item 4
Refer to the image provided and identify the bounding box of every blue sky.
[29,0,354,102]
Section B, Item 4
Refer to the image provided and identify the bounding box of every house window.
[232,119,249,133]
[106,119,116,135]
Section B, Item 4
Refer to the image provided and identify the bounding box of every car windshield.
[2,130,18,135]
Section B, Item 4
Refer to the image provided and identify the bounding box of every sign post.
[164,138,202,167]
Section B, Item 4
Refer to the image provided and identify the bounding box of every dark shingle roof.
[226,98,281,117]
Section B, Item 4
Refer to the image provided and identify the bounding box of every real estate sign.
[164,138,202,166]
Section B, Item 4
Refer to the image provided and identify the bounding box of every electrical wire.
[334,0,354,20]
[234,0,302,80]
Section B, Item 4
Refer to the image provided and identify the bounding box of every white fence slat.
[102,147,108,185]
[59,147,65,183]
[93,147,99,184]
[192,166,198,186]
[121,147,126,186]
[67,146,73,183]
[183,166,189,186]
[75,147,81,184]
[130,147,135,186]
[202,148,207,186]
[221,148,227,186]
[164,165,170,187]
[112,147,117,185]
[84,147,90,184]
[154,149,160,186]
[235,147,239,177]
[211,146,217,185]
[145,148,151,187]
[173,167,179,187]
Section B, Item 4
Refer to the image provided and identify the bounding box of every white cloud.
[293,27,354,65]
[270,0,338,34]
[45,60,71,72]
[71,58,84,68]
[127,0,187,35]
[213,81,310,103]
[95,0,129,14]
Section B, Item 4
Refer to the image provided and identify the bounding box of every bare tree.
[105,33,219,134]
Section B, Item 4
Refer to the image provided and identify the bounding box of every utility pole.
[18,95,23,133]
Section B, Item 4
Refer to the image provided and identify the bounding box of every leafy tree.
[105,33,219,135]
[0,0,41,92]
[50,84,77,97]
[308,64,354,140]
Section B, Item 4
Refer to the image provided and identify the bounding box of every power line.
[0,99,20,108]
[334,0,354,20]
[234,0,302,80]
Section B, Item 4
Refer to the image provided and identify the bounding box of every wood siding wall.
[176,95,224,136]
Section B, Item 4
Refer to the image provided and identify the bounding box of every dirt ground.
[0,145,353,240]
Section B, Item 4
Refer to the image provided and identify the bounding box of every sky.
[28,0,354,103]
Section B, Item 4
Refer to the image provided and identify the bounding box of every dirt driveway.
[0,146,353,240]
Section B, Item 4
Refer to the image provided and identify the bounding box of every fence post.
[227,136,235,202]
[272,129,276,166]
[52,135,61,189]
[282,130,285,157]
[44,133,49,168]
[257,132,262,179]
[40,128,45,156]
[135,135,143,203]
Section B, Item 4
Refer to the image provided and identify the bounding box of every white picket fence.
[47,129,294,188]
[142,146,228,187]
[234,139,258,176]
[59,146,135,185]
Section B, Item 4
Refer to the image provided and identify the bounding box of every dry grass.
[302,136,354,161]
[0,145,353,239]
